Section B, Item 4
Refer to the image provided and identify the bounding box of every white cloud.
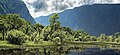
[22,0,120,18]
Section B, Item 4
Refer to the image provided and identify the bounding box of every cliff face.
[0,0,36,24]
[60,4,120,36]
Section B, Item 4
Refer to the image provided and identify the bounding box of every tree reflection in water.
[0,44,120,55]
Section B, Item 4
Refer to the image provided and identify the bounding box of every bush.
[114,37,120,42]
[34,33,44,44]
[52,37,61,45]
[7,30,29,45]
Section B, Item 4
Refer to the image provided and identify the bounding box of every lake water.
[0,44,120,55]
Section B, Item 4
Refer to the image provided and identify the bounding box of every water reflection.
[0,44,120,55]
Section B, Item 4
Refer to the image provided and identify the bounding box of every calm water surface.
[0,44,120,55]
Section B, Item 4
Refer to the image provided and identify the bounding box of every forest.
[0,13,120,47]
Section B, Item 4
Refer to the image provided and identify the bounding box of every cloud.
[22,0,120,18]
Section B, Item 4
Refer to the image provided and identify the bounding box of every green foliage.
[0,14,28,40]
[49,13,60,31]
[52,37,61,45]
[30,32,38,41]
[34,33,44,44]
[33,23,44,30]
[40,26,51,41]
[115,37,120,42]
[1,14,120,46]
[97,34,107,42]
[7,30,29,45]
[90,36,97,41]
[73,30,89,41]
[49,13,59,25]
[108,36,113,42]
[33,23,44,35]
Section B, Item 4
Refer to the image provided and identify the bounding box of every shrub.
[7,30,29,45]
[52,37,61,45]
[114,37,120,42]
[34,33,44,44]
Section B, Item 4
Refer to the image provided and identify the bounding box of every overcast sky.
[22,0,120,18]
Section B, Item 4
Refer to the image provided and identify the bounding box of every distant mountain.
[35,4,120,36]
[23,0,120,18]
[0,0,36,24]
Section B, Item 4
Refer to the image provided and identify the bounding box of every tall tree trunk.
[2,29,4,40]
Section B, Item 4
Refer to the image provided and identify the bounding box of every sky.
[22,0,120,18]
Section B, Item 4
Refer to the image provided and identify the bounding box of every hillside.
[0,0,36,24]
[35,4,120,36]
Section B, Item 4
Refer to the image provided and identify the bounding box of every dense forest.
[0,13,120,45]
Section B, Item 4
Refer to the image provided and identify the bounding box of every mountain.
[0,0,36,24]
[35,4,120,36]
[22,0,120,18]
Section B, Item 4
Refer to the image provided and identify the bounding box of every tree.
[33,23,44,35]
[97,34,107,42]
[61,27,72,35]
[39,13,60,41]
[18,19,33,36]
[7,30,29,45]
[49,13,59,26]
[73,30,88,41]
[34,32,44,44]
[49,13,60,31]
[0,14,25,40]
[40,26,52,41]
[90,36,97,41]
[114,32,120,37]
[114,37,120,42]
[107,36,113,42]
[52,37,61,45]
[51,30,65,45]
[0,19,5,40]
[0,15,9,40]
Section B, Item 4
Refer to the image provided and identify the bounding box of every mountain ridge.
[0,0,36,24]
[35,4,120,36]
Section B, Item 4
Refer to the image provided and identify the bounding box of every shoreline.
[0,41,120,48]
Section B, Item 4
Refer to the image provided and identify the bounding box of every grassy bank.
[23,41,54,47]
[1,40,120,48]
[0,41,54,48]
[66,41,120,45]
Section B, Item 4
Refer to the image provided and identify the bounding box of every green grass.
[67,41,120,45]
[0,41,20,48]
[23,41,54,47]
[0,40,120,48]
[0,40,54,48]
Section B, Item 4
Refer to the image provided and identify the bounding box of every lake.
[0,44,120,55]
